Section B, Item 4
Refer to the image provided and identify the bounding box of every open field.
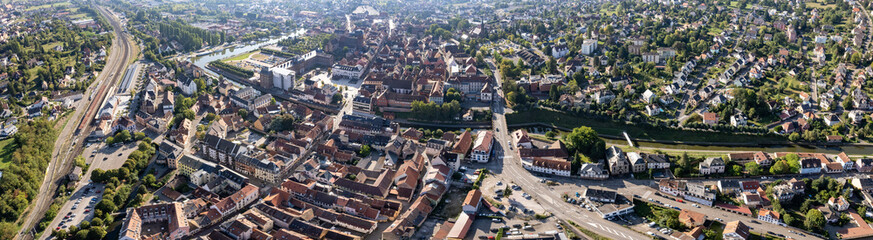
[223,50,258,62]
[25,1,70,11]
[0,138,17,170]
[806,2,837,9]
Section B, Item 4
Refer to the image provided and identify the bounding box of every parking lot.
[84,140,140,173]
[469,170,564,239]
[41,183,104,239]
[470,216,564,239]
[41,141,137,239]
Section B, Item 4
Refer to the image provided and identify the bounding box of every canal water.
[602,138,873,156]
[190,29,306,78]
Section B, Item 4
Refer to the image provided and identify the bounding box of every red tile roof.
[463,189,482,207]
[452,131,473,154]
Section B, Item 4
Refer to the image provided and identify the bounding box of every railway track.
[17,6,135,240]
[77,8,131,133]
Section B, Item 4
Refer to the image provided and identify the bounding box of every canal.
[602,138,873,156]
[189,29,306,79]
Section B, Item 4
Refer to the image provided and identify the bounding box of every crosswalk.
[586,222,637,240]
[641,190,653,199]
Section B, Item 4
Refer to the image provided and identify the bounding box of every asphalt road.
[487,59,648,240]
[17,6,135,240]
[485,58,828,240]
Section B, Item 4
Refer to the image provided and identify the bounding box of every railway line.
[17,6,136,240]
[77,8,131,134]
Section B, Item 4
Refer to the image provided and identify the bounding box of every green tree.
[133,132,146,141]
[851,52,863,64]
[677,152,692,173]
[545,131,558,139]
[358,145,372,157]
[844,96,854,110]
[205,113,217,122]
[788,132,801,141]
[784,213,797,226]
[785,154,801,172]
[549,85,561,102]
[805,209,825,231]
[770,160,791,174]
[143,174,157,188]
[87,227,107,239]
[703,229,718,239]
[730,165,744,176]
[545,57,557,74]
[91,217,103,227]
[745,162,762,175]
[331,93,343,105]
[445,88,463,103]
[117,130,132,143]
[563,126,606,160]
[75,229,89,240]
[0,222,16,240]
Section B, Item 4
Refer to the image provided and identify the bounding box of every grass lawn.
[806,2,836,9]
[24,1,70,11]
[222,50,258,62]
[709,221,725,240]
[708,27,724,36]
[610,145,729,158]
[42,42,63,51]
[67,13,88,20]
[431,188,467,219]
[505,108,785,144]
[750,232,784,240]
[0,138,18,170]
[128,38,140,65]
[633,199,663,219]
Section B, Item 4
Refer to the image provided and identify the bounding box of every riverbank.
[190,29,305,78]
[508,108,873,156]
[506,107,784,144]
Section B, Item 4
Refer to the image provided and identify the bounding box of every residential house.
[462,189,482,215]
[800,158,822,174]
[723,221,750,240]
[683,183,715,206]
[626,152,647,173]
[678,209,706,228]
[606,146,629,175]
[757,209,782,225]
[579,163,609,180]
[471,131,493,163]
[718,180,741,196]
[699,157,725,175]
[829,196,850,211]
[645,154,670,169]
